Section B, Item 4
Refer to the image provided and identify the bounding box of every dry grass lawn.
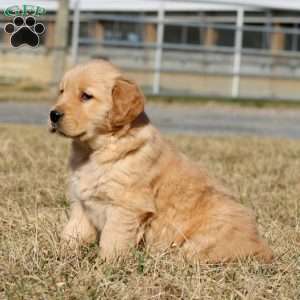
[0,124,299,299]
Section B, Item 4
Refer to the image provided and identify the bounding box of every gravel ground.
[0,101,299,139]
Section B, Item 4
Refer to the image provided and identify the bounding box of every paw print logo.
[4,16,45,48]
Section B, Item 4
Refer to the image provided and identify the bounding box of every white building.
[0,0,300,51]
[1,0,300,99]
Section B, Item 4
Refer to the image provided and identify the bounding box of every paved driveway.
[0,102,299,139]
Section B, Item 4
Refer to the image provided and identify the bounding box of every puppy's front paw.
[61,218,97,247]
[61,227,82,248]
[99,248,117,262]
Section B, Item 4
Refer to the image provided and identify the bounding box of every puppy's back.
[143,136,272,262]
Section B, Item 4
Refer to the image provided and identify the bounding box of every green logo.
[4,5,46,17]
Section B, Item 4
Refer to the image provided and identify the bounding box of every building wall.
[0,10,300,99]
[0,12,298,52]
[0,51,53,84]
[2,48,299,99]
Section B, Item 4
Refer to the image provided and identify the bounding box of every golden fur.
[50,60,273,262]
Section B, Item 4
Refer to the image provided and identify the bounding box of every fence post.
[71,0,80,65]
[152,2,165,95]
[232,8,244,98]
[52,0,70,87]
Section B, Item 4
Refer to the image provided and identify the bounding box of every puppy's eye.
[81,92,93,102]
[59,89,64,94]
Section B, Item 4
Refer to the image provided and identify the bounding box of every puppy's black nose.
[50,110,64,123]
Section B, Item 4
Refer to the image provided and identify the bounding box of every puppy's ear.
[111,77,145,128]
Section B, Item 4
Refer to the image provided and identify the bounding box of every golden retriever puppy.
[49,60,272,263]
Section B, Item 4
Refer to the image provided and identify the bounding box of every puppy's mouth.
[49,124,85,139]
[49,122,58,133]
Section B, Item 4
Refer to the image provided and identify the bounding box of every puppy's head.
[49,60,145,139]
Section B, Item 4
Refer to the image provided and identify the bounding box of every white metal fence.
[69,0,300,100]
[1,0,300,100]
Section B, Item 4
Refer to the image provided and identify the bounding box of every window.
[284,25,300,52]
[186,27,201,44]
[164,25,182,44]
[284,33,299,51]
[103,21,142,43]
[215,28,235,47]
[0,24,4,44]
[164,25,201,45]
[79,22,90,37]
[243,24,269,50]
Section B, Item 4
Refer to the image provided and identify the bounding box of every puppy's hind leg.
[62,201,97,246]
[182,225,273,263]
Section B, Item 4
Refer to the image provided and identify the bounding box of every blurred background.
[1,0,300,100]
[1,0,300,138]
